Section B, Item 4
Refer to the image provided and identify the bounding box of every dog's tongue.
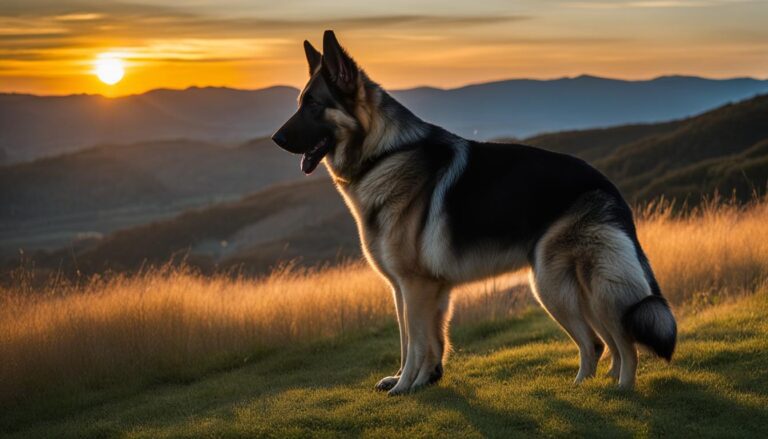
[300,138,328,174]
[301,152,320,174]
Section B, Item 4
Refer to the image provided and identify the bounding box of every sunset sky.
[1,0,767,96]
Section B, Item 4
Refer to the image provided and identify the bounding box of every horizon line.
[2,73,767,99]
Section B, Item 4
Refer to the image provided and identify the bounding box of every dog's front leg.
[388,278,443,395]
[375,284,407,391]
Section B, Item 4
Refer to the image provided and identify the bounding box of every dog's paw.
[374,376,399,392]
[387,384,411,396]
[428,363,443,385]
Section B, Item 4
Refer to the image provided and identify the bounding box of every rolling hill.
[34,178,357,274]
[7,95,768,273]
[525,94,768,202]
[3,75,767,163]
[7,93,768,275]
[0,137,314,257]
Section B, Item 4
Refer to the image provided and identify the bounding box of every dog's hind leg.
[583,309,621,380]
[591,291,639,389]
[375,283,408,391]
[575,260,621,380]
[583,227,653,389]
[388,277,446,395]
[529,260,600,383]
[588,282,643,389]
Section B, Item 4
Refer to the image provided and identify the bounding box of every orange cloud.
[0,0,765,95]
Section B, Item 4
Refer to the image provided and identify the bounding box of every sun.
[95,55,125,85]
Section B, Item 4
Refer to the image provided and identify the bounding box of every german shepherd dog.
[272,31,677,394]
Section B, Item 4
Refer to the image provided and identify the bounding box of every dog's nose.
[272,131,288,147]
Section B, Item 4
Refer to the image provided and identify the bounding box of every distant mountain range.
[0,86,297,163]
[13,93,767,274]
[3,75,768,163]
[396,75,768,140]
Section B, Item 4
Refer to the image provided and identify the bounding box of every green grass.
[4,290,768,438]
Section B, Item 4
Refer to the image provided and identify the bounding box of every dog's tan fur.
[275,32,676,394]
[318,71,459,394]
[321,69,654,394]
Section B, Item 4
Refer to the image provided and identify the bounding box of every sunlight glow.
[1,0,765,95]
[94,55,124,85]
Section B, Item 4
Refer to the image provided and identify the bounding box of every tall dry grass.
[637,197,768,307]
[2,199,767,406]
[0,263,391,406]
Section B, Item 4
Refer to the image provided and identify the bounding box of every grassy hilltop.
[2,200,767,437]
[4,289,767,438]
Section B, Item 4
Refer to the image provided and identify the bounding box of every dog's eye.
[305,97,321,108]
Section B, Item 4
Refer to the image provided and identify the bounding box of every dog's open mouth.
[300,137,331,174]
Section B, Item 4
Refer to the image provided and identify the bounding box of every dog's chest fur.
[330,150,435,278]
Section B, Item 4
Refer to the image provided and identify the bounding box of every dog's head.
[272,30,364,174]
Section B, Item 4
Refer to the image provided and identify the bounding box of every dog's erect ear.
[303,40,321,75]
[322,30,357,94]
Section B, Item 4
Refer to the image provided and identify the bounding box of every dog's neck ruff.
[343,128,431,184]
[327,89,429,186]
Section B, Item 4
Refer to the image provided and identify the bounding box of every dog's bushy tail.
[622,295,677,361]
